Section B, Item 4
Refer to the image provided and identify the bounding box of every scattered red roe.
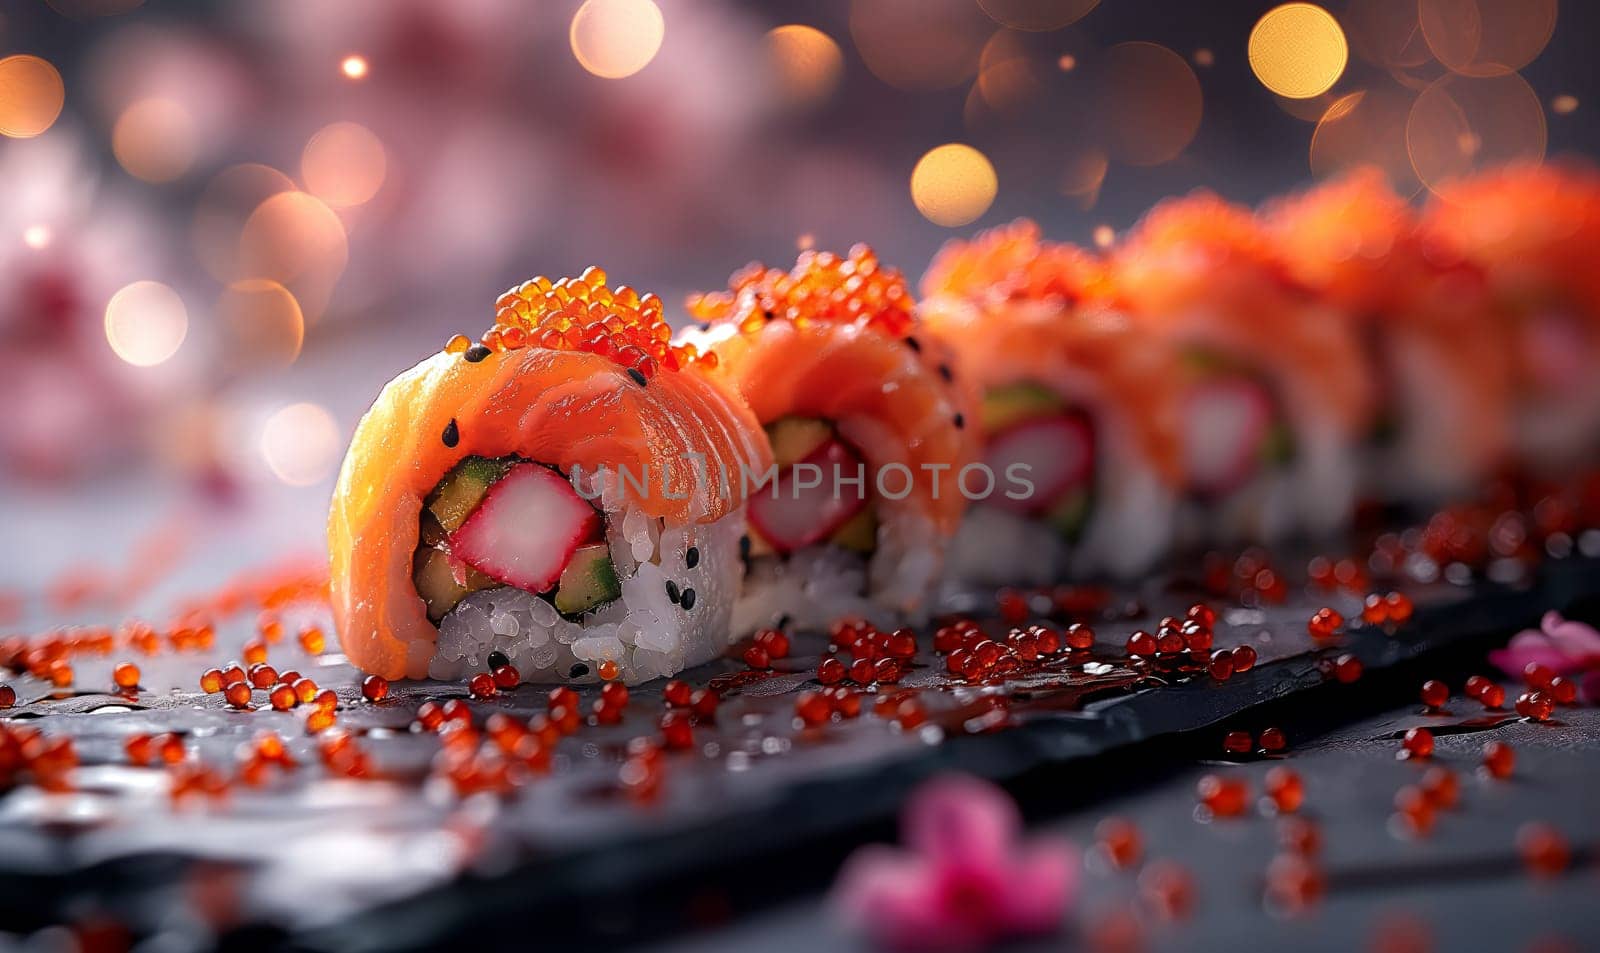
[113,663,140,691]
[1517,823,1571,878]
[1481,740,1515,779]
[743,645,771,670]
[1127,630,1157,657]
[816,657,846,685]
[243,640,267,666]
[1307,608,1343,641]
[1332,653,1363,683]
[1223,730,1252,754]
[492,664,520,690]
[1259,727,1287,752]
[1065,623,1094,650]
[795,691,831,727]
[1419,680,1449,710]
[1384,592,1413,624]
[248,664,278,689]
[1515,690,1554,722]
[1196,773,1249,817]
[659,711,694,750]
[825,686,861,719]
[124,734,153,766]
[1095,817,1142,869]
[598,659,620,681]
[224,682,252,709]
[1547,676,1577,705]
[756,628,792,659]
[362,675,389,702]
[468,673,496,698]
[1264,766,1304,813]
[1207,650,1234,681]
[1419,766,1459,809]
[1187,603,1216,628]
[0,685,14,708]
[663,679,692,707]
[1523,662,1554,689]
[1264,853,1324,913]
[1392,785,1435,837]
[156,732,185,764]
[297,625,326,654]
[1401,727,1434,759]
[1138,861,1195,920]
[1279,816,1321,856]
[1362,593,1390,625]
[269,684,297,711]
[1479,683,1506,709]
[1231,644,1257,672]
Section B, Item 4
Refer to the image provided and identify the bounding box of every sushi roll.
[920,220,1183,585]
[1266,169,1513,502]
[1110,193,1375,543]
[328,268,770,685]
[683,245,979,633]
[1421,161,1600,473]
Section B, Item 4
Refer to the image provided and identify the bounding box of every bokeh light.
[975,30,1043,115]
[192,163,296,282]
[977,0,1099,33]
[1406,72,1546,192]
[850,0,990,91]
[1096,42,1202,166]
[1418,0,1557,78]
[340,54,369,80]
[1059,146,1108,208]
[237,190,349,323]
[570,0,665,80]
[766,25,844,106]
[0,55,66,139]
[1343,0,1432,71]
[104,280,187,367]
[217,279,305,369]
[1092,224,1115,249]
[910,143,997,227]
[1248,3,1348,100]
[1552,94,1578,115]
[260,402,340,487]
[1311,85,1421,193]
[301,121,388,209]
[22,225,52,250]
[112,98,198,183]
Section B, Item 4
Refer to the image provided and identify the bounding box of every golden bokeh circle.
[104,280,187,367]
[1097,42,1202,167]
[260,402,341,487]
[1418,0,1557,78]
[850,0,990,92]
[1406,72,1546,193]
[193,163,297,282]
[237,191,349,323]
[301,121,387,209]
[1248,3,1349,100]
[1310,86,1421,194]
[976,0,1099,33]
[910,143,998,227]
[0,55,66,139]
[218,279,305,369]
[766,25,844,106]
[112,98,197,183]
[570,0,665,80]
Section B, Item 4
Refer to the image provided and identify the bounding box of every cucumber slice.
[766,417,833,469]
[554,542,621,615]
[1045,485,1094,542]
[416,548,477,621]
[830,505,878,553]
[981,382,1064,433]
[426,456,514,532]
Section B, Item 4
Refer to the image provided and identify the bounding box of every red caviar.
[1401,727,1434,759]
[688,244,916,342]
[1259,727,1287,752]
[1231,644,1257,672]
[1481,740,1515,779]
[1264,766,1304,813]
[1223,730,1252,754]
[486,267,683,379]
[1196,773,1249,817]
[468,673,496,698]
[1419,680,1449,710]
[224,682,252,709]
[1096,817,1142,869]
[1517,823,1570,877]
[297,626,326,655]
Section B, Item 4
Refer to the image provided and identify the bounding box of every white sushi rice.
[731,507,942,636]
[427,467,745,686]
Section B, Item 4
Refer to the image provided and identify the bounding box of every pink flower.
[1490,611,1600,680]
[831,776,1076,952]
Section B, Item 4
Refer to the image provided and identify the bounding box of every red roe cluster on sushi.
[921,218,1106,305]
[686,243,915,339]
[448,266,700,381]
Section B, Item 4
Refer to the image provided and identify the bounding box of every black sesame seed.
[665,580,681,604]
[464,344,491,363]
[698,322,712,333]
[442,419,460,448]
[739,535,751,559]
[487,650,510,670]
[685,546,700,569]
[627,368,648,387]
[904,336,922,353]
[938,363,954,382]
[954,412,966,429]
[762,308,776,322]
[569,663,589,679]
[679,588,696,610]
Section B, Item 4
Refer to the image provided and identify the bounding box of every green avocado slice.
[554,542,621,616]
[426,456,515,532]
[981,382,1065,433]
[767,417,834,468]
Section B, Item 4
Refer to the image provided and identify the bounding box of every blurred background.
[1,0,1596,618]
